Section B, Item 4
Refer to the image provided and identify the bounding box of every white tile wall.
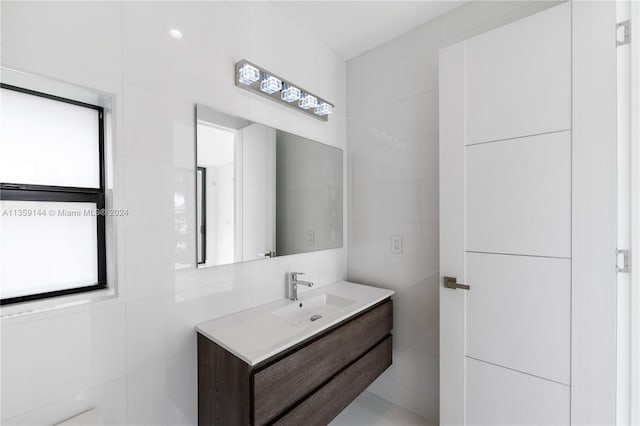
[346,1,561,423]
[0,2,346,424]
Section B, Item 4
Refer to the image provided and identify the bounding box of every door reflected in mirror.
[195,104,343,268]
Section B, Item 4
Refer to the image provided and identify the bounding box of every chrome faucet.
[288,272,314,301]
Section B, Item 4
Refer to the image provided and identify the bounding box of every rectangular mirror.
[195,104,343,268]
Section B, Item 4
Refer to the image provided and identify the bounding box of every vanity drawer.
[274,335,392,426]
[252,299,393,425]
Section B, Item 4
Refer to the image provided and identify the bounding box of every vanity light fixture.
[234,59,334,122]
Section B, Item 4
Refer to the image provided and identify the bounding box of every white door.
[439,4,573,425]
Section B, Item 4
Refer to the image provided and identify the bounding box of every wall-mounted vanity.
[193,106,375,425]
[196,281,394,425]
[195,104,343,268]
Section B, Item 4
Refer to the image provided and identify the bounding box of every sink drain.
[310,314,322,322]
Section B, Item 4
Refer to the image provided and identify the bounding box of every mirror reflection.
[196,104,343,268]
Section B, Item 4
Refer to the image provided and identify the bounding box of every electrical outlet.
[305,230,315,245]
[391,235,403,253]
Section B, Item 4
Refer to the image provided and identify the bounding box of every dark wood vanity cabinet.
[197,299,393,426]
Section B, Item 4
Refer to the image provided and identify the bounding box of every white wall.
[346,1,561,422]
[0,2,346,425]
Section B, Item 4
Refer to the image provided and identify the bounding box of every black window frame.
[0,83,107,306]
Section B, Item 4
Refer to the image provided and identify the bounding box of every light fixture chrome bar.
[234,59,334,122]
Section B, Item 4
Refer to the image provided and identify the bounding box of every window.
[0,83,107,305]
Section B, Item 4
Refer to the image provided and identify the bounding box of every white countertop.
[195,280,394,366]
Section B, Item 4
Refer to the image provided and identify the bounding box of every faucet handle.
[290,272,305,279]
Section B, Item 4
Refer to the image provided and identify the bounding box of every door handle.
[443,276,470,290]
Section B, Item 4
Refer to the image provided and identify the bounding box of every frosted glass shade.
[0,87,101,188]
[238,63,260,85]
[299,93,317,110]
[281,84,301,102]
[260,74,282,95]
[0,200,99,300]
[314,102,333,116]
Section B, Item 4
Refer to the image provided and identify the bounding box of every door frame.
[630,0,640,423]
[570,2,618,424]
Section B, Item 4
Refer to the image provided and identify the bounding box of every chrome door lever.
[443,276,470,290]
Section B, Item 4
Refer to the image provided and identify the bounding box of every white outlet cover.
[305,230,315,245]
[391,235,403,253]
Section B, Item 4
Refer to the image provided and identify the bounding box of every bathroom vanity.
[196,281,394,425]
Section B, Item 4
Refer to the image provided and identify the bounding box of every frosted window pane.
[0,88,100,188]
[0,200,98,300]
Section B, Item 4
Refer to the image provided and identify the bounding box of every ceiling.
[272,1,465,60]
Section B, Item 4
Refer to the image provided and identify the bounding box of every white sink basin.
[196,281,394,365]
[272,293,354,323]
